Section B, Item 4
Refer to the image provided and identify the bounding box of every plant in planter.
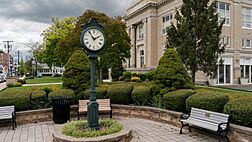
[239,77,249,85]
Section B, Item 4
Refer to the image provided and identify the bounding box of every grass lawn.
[1,84,62,93]
[26,77,62,84]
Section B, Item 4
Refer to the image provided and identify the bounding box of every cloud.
[0,0,133,23]
[0,0,133,61]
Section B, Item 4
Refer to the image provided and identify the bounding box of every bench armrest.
[180,113,190,120]
[218,122,229,132]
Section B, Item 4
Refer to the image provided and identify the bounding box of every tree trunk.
[192,70,196,86]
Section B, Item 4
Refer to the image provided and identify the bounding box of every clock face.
[83,28,105,51]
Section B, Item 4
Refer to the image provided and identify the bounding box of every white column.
[130,25,136,68]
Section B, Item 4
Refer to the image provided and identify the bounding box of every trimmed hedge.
[163,89,196,112]
[123,71,131,80]
[83,87,108,99]
[224,97,252,127]
[132,86,152,106]
[48,89,75,99]
[186,91,229,113]
[0,90,45,111]
[107,84,134,104]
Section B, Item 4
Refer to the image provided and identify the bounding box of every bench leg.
[189,125,191,132]
[12,118,15,130]
[110,110,112,118]
[179,122,184,134]
[77,111,80,120]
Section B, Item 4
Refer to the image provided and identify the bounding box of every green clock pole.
[87,53,99,129]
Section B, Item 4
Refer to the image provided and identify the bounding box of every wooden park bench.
[179,107,229,141]
[0,106,16,130]
[77,99,112,120]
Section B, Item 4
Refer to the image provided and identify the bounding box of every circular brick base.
[52,122,132,142]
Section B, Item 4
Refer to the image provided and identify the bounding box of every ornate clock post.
[80,18,106,129]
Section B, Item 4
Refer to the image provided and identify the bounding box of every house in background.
[37,63,64,76]
[0,50,10,75]
[125,0,252,85]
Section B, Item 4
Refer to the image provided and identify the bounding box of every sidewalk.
[22,82,62,87]
[0,117,218,142]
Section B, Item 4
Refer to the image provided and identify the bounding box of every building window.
[242,7,252,28]
[220,36,231,47]
[140,50,144,68]
[138,24,144,39]
[242,38,251,48]
[162,14,172,35]
[217,2,230,26]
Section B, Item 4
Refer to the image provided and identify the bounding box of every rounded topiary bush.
[83,87,107,99]
[107,84,134,104]
[153,48,192,95]
[186,91,229,113]
[163,89,196,112]
[123,71,131,80]
[224,97,252,127]
[132,86,152,106]
[63,50,90,100]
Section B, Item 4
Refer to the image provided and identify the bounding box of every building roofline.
[125,0,171,20]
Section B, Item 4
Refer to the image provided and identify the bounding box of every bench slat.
[78,99,111,113]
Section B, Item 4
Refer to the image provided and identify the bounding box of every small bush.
[0,90,45,111]
[83,87,107,99]
[107,84,134,104]
[132,73,137,77]
[123,71,131,80]
[119,76,124,81]
[163,89,196,112]
[15,82,22,87]
[132,86,152,106]
[137,73,146,81]
[17,79,26,84]
[186,91,229,113]
[145,70,156,81]
[29,76,35,79]
[224,97,252,127]
[131,77,141,82]
[7,83,16,88]
[48,89,75,99]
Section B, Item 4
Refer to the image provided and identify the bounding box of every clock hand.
[88,31,95,40]
[94,35,102,40]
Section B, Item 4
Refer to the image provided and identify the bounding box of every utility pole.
[3,41,13,76]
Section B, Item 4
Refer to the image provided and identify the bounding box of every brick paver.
[0,117,218,142]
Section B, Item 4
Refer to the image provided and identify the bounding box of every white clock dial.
[83,28,105,51]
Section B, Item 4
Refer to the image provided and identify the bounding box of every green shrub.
[154,48,192,95]
[131,77,141,82]
[28,91,48,109]
[137,73,146,81]
[163,89,196,112]
[111,61,124,81]
[83,87,107,99]
[145,70,156,81]
[0,90,45,111]
[119,76,124,81]
[7,83,16,88]
[107,84,134,104]
[186,91,229,113]
[17,79,26,84]
[15,82,22,87]
[132,86,152,106]
[224,97,252,127]
[48,89,75,99]
[63,50,90,99]
[132,73,137,77]
[123,71,131,80]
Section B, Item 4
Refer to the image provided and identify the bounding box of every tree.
[19,58,25,75]
[25,59,32,74]
[62,50,90,101]
[41,17,77,67]
[153,48,192,95]
[54,10,131,81]
[166,0,224,84]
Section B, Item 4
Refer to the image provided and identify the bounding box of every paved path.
[22,82,62,87]
[0,117,218,142]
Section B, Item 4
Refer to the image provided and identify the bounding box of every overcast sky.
[0,0,133,62]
